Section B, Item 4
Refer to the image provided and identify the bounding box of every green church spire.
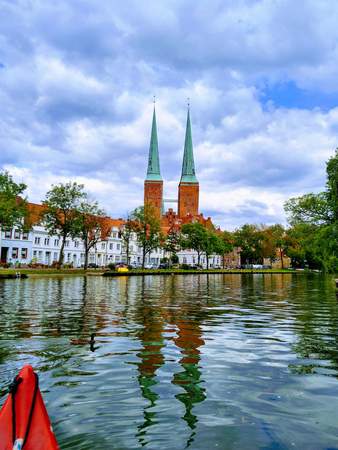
[146,107,162,181]
[180,107,198,183]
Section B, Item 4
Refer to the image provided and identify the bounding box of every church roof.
[146,107,162,181]
[180,108,198,183]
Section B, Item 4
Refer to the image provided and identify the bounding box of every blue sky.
[1,0,337,229]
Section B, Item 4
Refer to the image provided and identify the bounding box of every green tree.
[42,182,86,265]
[284,193,331,226]
[181,222,207,266]
[284,150,338,272]
[131,204,162,269]
[163,227,181,267]
[202,229,221,269]
[234,224,265,265]
[0,171,27,231]
[218,231,234,268]
[326,148,338,222]
[261,224,288,268]
[76,200,106,270]
[119,214,135,265]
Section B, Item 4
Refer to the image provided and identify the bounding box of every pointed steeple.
[180,107,198,183]
[146,107,162,181]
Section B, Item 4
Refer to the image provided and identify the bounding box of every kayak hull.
[0,365,59,450]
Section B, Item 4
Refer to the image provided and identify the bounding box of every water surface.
[0,274,337,449]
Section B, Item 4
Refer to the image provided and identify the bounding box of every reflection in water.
[135,279,165,446]
[0,274,338,449]
[172,318,205,447]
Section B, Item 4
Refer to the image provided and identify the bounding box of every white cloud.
[0,0,337,228]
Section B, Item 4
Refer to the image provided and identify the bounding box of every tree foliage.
[119,214,134,265]
[234,224,265,264]
[42,182,86,265]
[284,149,338,272]
[181,222,207,266]
[163,227,181,266]
[218,231,235,268]
[76,200,106,270]
[0,171,27,230]
[326,148,338,222]
[131,204,162,268]
[284,192,332,226]
[202,228,221,269]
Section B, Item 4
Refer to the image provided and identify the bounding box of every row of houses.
[0,213,241,269]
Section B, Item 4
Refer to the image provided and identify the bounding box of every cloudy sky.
[1,0,337,229]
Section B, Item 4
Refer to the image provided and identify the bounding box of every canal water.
[0,274,337,449]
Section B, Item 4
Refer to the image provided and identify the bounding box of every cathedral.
[144,107,213,233]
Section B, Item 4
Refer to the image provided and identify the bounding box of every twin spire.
[146,106,198,183]
[146,108,162,181]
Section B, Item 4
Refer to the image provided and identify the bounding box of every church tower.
[178,108,199,218]
[144,107,163,218]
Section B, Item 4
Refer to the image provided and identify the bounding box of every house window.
[14,230,20,239]
[21,248,28,259]
[101,243,106,249]
[4,230,11,238]
[53,252,58,261]
[65,241,69,247]
[112,232,117,238]
[12,248,18,258]
[34,237,40,245]
[116,243,120,250]
[109,243,113,250]
[33,251,37,258]
[74,241,79,248]
[22,232,28,240]
[54,239,59,246]
[44,238,49,245]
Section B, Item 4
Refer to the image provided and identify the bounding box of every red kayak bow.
[0,365,59,450]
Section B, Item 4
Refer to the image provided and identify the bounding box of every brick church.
[144,107,213,233]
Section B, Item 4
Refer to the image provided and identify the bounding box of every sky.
[1,0,338,229]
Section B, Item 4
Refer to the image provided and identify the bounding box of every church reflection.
[172,316,206,446]
[133,276,207,447]
[134,279,166,446]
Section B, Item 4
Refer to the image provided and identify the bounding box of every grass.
[103,268,301,276]
[0,267,317,278]
[0,268,97,276]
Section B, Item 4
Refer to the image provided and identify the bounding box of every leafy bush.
[171,254,179,264]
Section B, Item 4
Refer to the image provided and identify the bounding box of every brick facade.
[144,180,163,218]
[178,182,199,218]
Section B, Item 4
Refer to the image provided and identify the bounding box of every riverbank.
[103,268,304,277]
[0,267,327,279]
[0,268,101,277]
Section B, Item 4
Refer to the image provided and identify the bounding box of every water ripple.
[0,274,337,449]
